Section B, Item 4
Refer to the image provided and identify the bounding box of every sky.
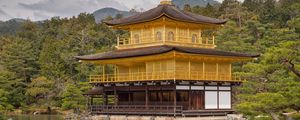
[0,0,222,21]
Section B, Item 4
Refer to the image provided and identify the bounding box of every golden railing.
[89,71,242,83]
[117,36,215,49]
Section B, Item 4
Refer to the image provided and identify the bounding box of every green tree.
[236,41,300,119]
[0,37,38,82]
[183,4,192,12]
[0,37,37,108]
[288,17,300,35]
[115,13,123,19]
[219,0,249,28]
[26,76,54,107]
[61,84,86,113]
[259,0,277,24]
[242,0,262,12]
[0,89,14,113]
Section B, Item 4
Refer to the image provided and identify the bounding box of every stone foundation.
[91,115,228,120]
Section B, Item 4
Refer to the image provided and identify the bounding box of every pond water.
[2,115,64,120]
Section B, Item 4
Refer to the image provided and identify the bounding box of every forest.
[0,0,300,120]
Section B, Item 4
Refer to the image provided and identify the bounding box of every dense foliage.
[0,13,116,114]
[0,0,299,119]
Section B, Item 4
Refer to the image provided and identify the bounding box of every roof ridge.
[103,4,226,26]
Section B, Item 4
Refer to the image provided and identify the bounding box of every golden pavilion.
[75,0,259,116]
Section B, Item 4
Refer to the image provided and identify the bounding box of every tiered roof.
[75,45,259,60]
[103,4,226,26]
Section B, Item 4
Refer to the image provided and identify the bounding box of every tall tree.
[115,14,123,19]
[219,0,247,28]
[183,4,192,12]
[236,40,300,119]
[26,76,54,108]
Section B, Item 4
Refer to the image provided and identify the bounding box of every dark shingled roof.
[83,87,104,96]
[75,45,259,60]
[103,4,226,26]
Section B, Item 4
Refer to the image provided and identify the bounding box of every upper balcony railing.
[116,36,215,49]
[89,70,242,83]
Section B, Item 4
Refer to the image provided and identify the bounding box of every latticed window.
[192,34,198,43]
[167,31,174,41]
[156,31,162,41]
[134,34,140,44]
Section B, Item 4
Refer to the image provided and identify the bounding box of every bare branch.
[282,58,300,78]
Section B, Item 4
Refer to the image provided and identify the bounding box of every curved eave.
[76,51,258,65]
[74,46,259,63]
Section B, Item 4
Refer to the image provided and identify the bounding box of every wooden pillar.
[152,26,155,42]
[129,67,132,81]
[114,86,117,106]
[141,27,144,43]
[199,29,202,44]
[173,83,177,117]
[203,62,205,80]
[216,63,219,80]
[212,35,215,45]
[175,26,178,41]
[163,17,166,43]
[160,86,163,104]
[91,96,94,105]
[114,65,117,81]
[129,86,132,105]
[102,94,105,105]
[187,28,190,42]
[130,30,133,44]
[163,24,166,43]
[156,91,159,105]
[102,65,105,81]
[145,85,149,109]
[188,59,191,79]
[117,35,120,46]
[229,64,232,80]
[105,94,108,105]
[188,83,191,109]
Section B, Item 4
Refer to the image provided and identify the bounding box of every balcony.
[116,36,215,50]
[89,70,242,83]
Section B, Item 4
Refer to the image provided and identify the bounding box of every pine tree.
[61,84,86,113]
[183,4,192,12]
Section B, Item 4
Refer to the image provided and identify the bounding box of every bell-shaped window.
[134,34,140,44]
[156,32,162,41]
[167,31,175,41]
[192,34,198,43]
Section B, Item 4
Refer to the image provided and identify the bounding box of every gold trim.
[160,0,172,5]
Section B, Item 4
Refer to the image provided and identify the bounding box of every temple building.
[75,0,259,116]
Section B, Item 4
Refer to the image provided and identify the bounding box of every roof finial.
[160,0,172,5]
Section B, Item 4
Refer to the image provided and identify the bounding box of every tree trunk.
[283,59,300,78]
[47,106,52,114]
